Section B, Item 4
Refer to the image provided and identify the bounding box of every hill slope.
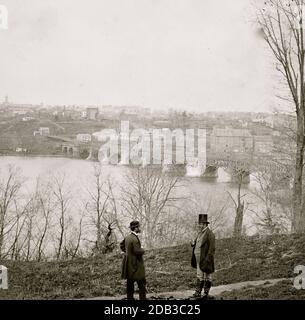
[0,234,305,299]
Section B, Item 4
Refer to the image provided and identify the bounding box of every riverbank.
[0,234,304,300]
[0,153,99,162]
[1,153,66,158]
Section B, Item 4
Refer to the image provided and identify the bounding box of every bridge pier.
[62,143,77,157]
[162,164,186,175]
[72,147,79,157]
[86,147,92,160]
[185,163,204,177]
[202,165,219,178]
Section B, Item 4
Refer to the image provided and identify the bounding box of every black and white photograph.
[0,0,305,311]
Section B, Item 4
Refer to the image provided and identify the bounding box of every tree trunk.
[37,223,48,262]
[57,211,65,260]
[233,202,244,238]
[233,180,244,238]
[96,215,102,251]
[0,232,3,259]
[293,118,305,233]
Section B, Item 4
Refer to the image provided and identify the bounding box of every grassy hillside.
[218,280,305,300]
[0,234,305,299]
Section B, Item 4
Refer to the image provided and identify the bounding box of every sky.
[0,0,275,112]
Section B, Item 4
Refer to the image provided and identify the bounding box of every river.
[0,156,262,236]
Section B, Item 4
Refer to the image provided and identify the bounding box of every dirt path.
[88,278,289,300]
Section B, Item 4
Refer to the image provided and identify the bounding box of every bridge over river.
[48,132,278,184]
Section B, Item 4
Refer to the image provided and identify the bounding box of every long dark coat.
[191,228,216,274]
[121,233,145,281]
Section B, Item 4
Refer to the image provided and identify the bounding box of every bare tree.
[121,166,181,249]
[0,165,24,259]
[85,165,119,254]
[8,199,30,260]
[33,178,55,261]
[63,213,84,260]
[249,161,292,234]
[52,174,71,260]
[257,0,305,232]
[24,208,34,261]
[72,216,84,259]
[227,165,249,238]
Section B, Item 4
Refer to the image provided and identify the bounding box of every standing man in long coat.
[191,214,215,298]
[120,220,146,300]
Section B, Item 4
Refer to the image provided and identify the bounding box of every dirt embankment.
[0,234,304,299]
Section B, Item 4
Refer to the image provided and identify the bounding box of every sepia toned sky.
[0,0,275,112]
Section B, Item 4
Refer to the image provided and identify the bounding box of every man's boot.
[127,280,135,300]
[139,291,147,300]
[138,280,147,300]
[203,280,212,298]
[192,279,204,298]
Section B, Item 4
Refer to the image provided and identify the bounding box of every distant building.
[34,127,50,136]
[39,127,50,135]
[13,110,27,116]
[22,116,35,122]
[100,105,151,117]
[93,130,117,141]
[86,107,98,120]
[264,116,274,128]
[1,96,42,110]
[210,127,253,154]
[253,136,273,154]
[76,133,92,143]
[252,114,274,128]
[153,120,171,128]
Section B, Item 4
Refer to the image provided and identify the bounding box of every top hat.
[129,220,140,229]
[198,214,210,224]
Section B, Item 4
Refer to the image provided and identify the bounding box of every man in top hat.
[191,214,215,298]
[120,220,146,300]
